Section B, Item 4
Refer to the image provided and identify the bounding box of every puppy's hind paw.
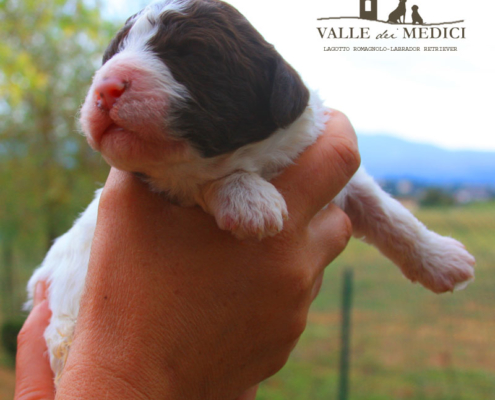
[411,233,475,294]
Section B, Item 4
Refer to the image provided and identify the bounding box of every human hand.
[55,111,359,400]
[14,281,55,400]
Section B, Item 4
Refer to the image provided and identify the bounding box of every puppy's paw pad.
[414,233,475,293]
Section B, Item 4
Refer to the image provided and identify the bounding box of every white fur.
[80,49,190,145]
[334,168,475,293]
[200,172,289,239]
[26,190,100,377]
[122,0,189,53]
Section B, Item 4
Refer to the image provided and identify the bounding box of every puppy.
[388,0,407,24]
[27,0,475,383]
[412,5,424,25]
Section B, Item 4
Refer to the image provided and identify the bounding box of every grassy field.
[258,202,495,399]
[1,202,494,399]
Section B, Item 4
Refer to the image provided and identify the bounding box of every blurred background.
[0,0,494,399]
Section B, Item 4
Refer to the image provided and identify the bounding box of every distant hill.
[357,135,495,185]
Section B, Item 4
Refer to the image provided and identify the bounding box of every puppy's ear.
[270,58,310,129]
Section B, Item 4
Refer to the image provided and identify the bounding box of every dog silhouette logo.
[359,0,425,24]
[388,0,408,24]
[318,0,464,29]
[411,5,424,25]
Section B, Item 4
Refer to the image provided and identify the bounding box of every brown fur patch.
[102,0,309,157]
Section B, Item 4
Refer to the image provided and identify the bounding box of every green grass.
[258,202,495,399]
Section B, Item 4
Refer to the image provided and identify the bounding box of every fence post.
[338,268,354,400]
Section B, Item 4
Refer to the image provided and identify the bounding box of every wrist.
[53,277,184,399]
[54,326,181,400]
[55,363,159,400]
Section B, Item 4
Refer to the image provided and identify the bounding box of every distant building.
[454,188,493,204]
[397,179,413,196]
[360,0,378,20]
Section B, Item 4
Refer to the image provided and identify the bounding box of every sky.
[106,0,495,152]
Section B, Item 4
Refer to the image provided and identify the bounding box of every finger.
[33,281,48,307]
[272,110,360,224]
[15,300,55,400]
[308,203,353,277]
[311,271,325,301]
[236,385,259,400]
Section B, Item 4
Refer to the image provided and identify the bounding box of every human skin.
[15,281,55,400]
[15,111,359,400]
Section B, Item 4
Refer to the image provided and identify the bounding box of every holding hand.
[15,112,359,400]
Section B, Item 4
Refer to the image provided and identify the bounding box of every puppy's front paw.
[201,172,288,240]
[217,185,288,240]
[411,232,475,293]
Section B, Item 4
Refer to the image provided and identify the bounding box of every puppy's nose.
[94,77,127,110]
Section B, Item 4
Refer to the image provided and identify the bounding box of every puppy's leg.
[334,168,475,293]
[198,171,288,240]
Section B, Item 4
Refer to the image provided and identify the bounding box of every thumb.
[15,283,55,400]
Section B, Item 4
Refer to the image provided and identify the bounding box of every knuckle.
[329,110,361,177]
[334,135,361,179]
[264,231,308,275]
[284,265,314,299]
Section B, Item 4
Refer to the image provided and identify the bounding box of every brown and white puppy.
[27,0,475,383]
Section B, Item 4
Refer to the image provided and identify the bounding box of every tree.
[0,0,117,317]
[419,188,455,208]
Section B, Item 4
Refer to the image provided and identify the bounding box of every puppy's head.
[80,0,309,176]
[412,5,418,11]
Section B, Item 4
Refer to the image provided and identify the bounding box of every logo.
[316,0,466,52]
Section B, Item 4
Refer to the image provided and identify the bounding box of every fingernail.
[34,281,47,306]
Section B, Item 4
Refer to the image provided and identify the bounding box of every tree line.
[0,0,118,321]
